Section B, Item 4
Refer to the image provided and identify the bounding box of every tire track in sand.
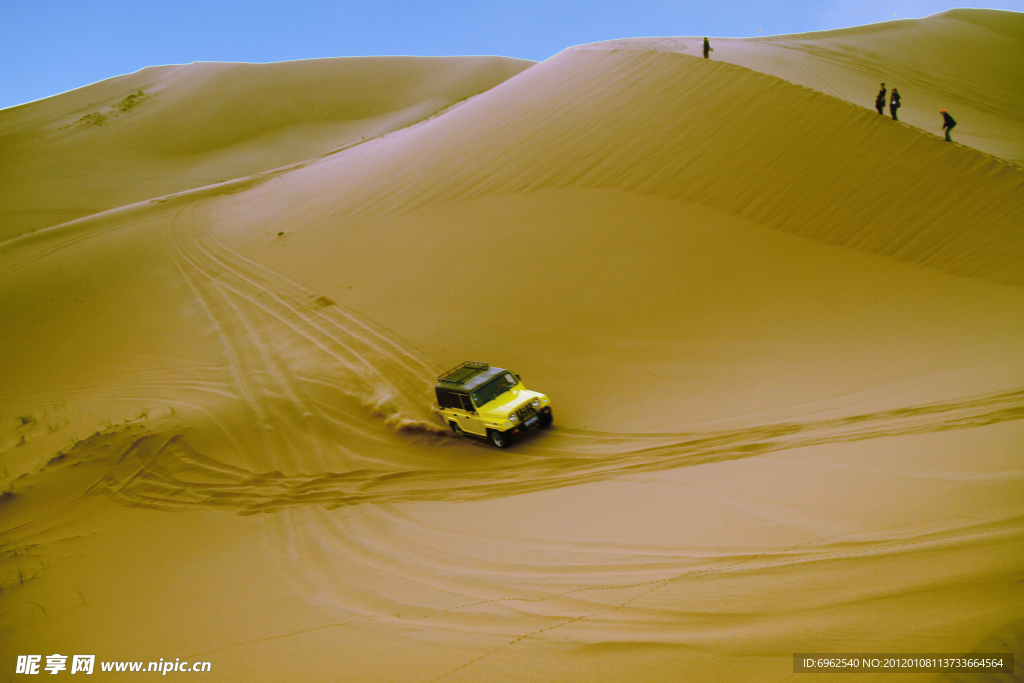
[90,383,1024,512]
[166,194,446,474]
[52,189,1023,511]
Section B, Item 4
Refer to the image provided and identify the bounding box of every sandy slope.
[2,10,1023,683]
[597,9,1024,166]
[0,56,533,241]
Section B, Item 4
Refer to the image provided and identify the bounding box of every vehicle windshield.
[471,372,517,408]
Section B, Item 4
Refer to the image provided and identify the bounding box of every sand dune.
[238,42,1022,283]
[598,9,1024,166]
[2,10,1023,683]
[0,56,533,241]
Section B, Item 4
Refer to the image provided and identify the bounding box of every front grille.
[515,403,538,423]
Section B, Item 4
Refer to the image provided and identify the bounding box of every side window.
[459,394,476,412]
[436,389,452,409]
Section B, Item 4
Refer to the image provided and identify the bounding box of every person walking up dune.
[889,88,901,120]
[703,37,711,59]
[941,109,957,141]
[875,83,886,114]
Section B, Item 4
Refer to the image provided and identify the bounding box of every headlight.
[531,399,540,408]
[508,413,517,422]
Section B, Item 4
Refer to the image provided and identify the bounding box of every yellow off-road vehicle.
[435,361,552,448]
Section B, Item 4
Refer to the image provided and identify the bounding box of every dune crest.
[594,9,1024,166]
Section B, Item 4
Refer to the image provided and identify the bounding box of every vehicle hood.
[484,388,544,416]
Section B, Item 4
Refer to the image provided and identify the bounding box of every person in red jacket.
[941,110,957,141]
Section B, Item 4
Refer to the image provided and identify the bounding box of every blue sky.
[2,0,1021,110]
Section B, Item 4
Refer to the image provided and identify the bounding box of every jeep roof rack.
[437,361,490,386]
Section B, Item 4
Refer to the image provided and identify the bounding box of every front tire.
[488,429,512,449]
[538,409,553,428]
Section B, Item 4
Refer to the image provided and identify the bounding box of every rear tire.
[450,421,464,436]
[488,429,512,449]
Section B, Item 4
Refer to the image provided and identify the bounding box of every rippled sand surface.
[2,10,1022,682]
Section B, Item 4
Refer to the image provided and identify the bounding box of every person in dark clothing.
[941,109,957,141]
[703,37,711,59]
[875,83,886,114]
[889,88,901,120]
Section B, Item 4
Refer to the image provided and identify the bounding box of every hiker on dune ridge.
[941,109,957,141]
[875,83,886,114]
[890,88,901,120]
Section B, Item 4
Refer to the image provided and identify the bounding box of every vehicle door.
[456,393,486,435]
